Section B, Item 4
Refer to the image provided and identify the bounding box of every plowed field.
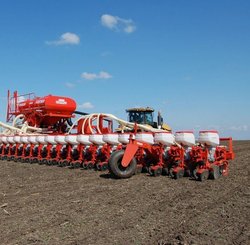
[0,141,249,245]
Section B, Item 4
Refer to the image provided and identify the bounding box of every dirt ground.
[0,141,249,245]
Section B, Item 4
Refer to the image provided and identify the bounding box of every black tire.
[82,163,89,170]
[39,159,48,165]
[99,163,108,171]
[73,161,82,168]
[50,159,58,166]
[209,165,220,179]
[16,157,21,162]
[88,162,94,169]
[197,170,209,182]
[135,165,143,174]
[162,168,169,176]
[46,160,52,165]
[2,156,7,161]
[20,158,26,163]
[109,150,137,179]
[169,168,174,178]
[25,158,30,163]
[174,169,184,179]
[192,168,198,180]
[61,160,69,167]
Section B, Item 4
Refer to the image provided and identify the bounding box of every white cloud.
[81,71,112,80]
[99,71,112,79]
[101,14,136,34]
[81,72,98,80]
[101,14,118,29]
[78,102,94,109]
[46,32,80,45]
[65,82,75,88]
[124,25,136,33]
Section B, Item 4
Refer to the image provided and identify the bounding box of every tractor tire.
[197,170,209,182]
[109,150,137,179]
[209,165,220,180]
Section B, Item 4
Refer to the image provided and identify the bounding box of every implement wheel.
[173,169,184,179]
[109,150,137,179]
[39,159,48,165]
[209,165,220,179]
[73,161,82,168]
[96,162,108,171]
[31,158,39,164]
[149,167,162,177]
[197,170,209,182]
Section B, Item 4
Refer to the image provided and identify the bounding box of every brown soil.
[0,141,249,245]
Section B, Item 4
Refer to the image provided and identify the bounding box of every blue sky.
[0,0,249,139]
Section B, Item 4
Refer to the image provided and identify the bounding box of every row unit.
[0,130,220,147]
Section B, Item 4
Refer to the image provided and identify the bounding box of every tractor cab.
[126,107,157,128]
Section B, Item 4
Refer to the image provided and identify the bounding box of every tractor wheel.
[108,150,137,179]
[209,165,220,179]
[197,170,209,182]
[173,169,184,179]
